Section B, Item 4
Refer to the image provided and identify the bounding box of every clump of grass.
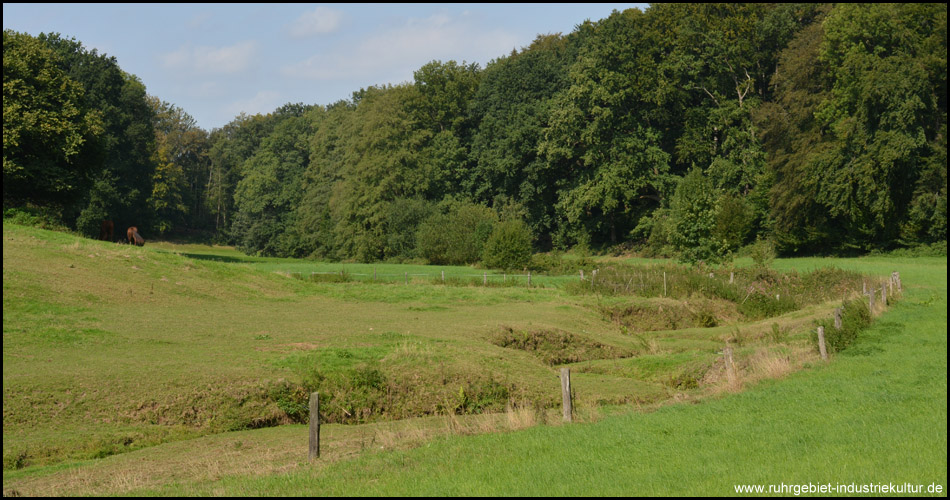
[604,300,732,333]
[665,361,710,390]
[748,348,794,380]
[305,271,352,283]
[529,251,596,275]
[766,323,789,343]
[601,302,694,332]
[812,297,872,354]
[489,326,633,365]
[571,262,866,322]
[625,329,660,355]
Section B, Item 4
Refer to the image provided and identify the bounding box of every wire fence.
[281,268,597,287]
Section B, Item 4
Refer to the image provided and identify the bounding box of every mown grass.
[5,222,939,496]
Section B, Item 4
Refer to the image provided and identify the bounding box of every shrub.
[669,168,725,264]
[748,237,777,270]
[382,197,434,260]
[813,298,872,354]
[482,219,533,270]
[714,193,753,253]
[416,201,497,265]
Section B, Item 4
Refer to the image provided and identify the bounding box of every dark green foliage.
[714,193,754,254]
[482,218,533,271]
[416,200,497,265]
[468,34,576,247]
[3,30,102,214]
[669,168,723,264]
[763,4,946,253]
[451,379,511,415]
[231,107,314,256]
[5,4,945,258]
[382,198,434,260]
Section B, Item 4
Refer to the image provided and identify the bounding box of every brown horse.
[127,226,145,246]
[99,220,114,241]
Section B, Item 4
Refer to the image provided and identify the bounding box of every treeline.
[3,4,946,265]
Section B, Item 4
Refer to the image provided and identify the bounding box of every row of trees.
[3,4,946,265]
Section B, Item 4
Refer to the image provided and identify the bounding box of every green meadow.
[2,222,945,496]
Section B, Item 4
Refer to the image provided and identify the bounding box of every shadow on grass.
[179,252,265,264]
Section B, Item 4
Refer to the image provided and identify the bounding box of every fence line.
[305,271,537,278]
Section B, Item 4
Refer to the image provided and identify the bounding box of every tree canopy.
[3,4,946,263]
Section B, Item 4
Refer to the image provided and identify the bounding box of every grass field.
[3,222,945,496]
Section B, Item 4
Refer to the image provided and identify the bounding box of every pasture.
[2,222,945,496]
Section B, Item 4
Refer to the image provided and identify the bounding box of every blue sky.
[4,3,649,131]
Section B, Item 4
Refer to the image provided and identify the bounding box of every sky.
[4,3,650,132]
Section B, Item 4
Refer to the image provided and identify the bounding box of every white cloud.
[224,90,282,118]
[288,6,344,38]
[161,40,258,75]
[281,11,519,82]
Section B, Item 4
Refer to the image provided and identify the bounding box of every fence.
[306,270,903,459]
[287,268,580,287]
[286,267,618,289]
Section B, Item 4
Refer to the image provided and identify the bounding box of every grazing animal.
[127,226,145,246]
[99,220,114,241]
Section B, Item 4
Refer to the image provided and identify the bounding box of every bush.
[382,197,434,260]
[714,193,753,253]
[416,201,497,265]
[482,219,533,270]
[813,298,872,354]
[634,208,676,258]
[3,206,69,231]
[748,237,777,270]
[669,168,724,264]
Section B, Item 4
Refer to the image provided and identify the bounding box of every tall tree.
[37,32,157,233]
[148,96,210,234]
[539,8,674,247]
[468,33,577,248]
[2,30,102,217]
[231,104,315,256]
[206,112,276,238]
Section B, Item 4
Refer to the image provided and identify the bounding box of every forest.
[3,3,946,266]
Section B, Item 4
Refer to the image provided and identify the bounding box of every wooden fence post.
[869,285,875,311]
[817,326,828,362]
[309,392,320,460]
[724,346,736,386]
[663,271,667,297]
[528,271,531,287]
[560,368,572,423]
[405,272,408,285]
[834,308,842,330]
[580,269,584,281]
[729,271,734,284]
[483,271,487,286]
[373,267,376,281]
[441,270,445,283]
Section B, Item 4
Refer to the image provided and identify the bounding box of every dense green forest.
[4,4,946,265]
